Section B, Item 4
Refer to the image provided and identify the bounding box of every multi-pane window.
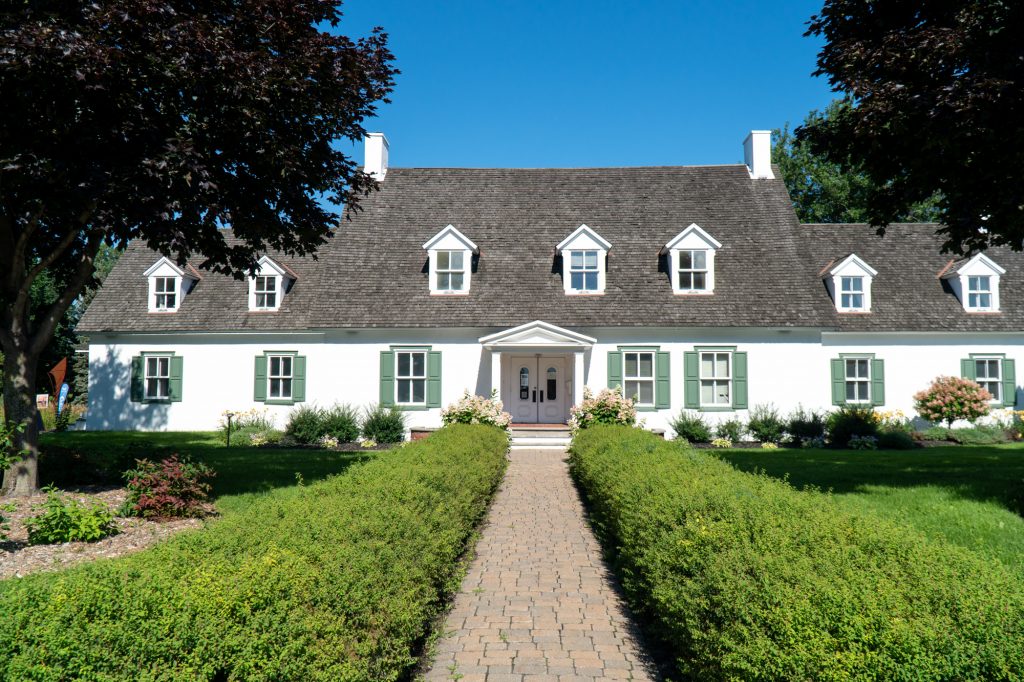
[436,251,465,291]
[396,351,427,404]
[254,276,277,309]
[845,358,871,403]
[677,250,708,291]
[968,276,992,309]
[840,276,864,310]
[975,358,1002,403]
[624,352,655,406]
[268,355,293,400]
[153,277,177,311]
[569,250,599,291]
[144,355,171,400]
[699,351,731,406]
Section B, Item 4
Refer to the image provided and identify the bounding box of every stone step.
[510,436,571,448]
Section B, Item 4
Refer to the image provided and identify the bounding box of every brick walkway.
[425,449,657,681]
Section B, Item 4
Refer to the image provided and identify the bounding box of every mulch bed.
[0,486,204,580]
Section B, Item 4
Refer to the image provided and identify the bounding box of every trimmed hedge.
[0,424,508,681]
[569,425,1024,680]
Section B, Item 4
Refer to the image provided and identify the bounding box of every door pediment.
[479,320,596,350]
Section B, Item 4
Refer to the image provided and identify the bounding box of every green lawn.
[717,445,1024,571]
[38,430,370,516]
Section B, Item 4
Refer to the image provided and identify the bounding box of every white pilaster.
[573,351,585,407]
[491,351,502,400]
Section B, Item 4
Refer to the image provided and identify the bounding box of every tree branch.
[7,207,44,290]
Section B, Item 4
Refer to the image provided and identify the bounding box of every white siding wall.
[86,327,1024,435]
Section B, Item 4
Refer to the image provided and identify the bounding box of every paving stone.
[423,449,658,680]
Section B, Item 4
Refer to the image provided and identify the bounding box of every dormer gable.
[423,224,478,295]
[248,256,296,312]
[660,223,722,295]
[143,257,199,313]
[941,253,1005,313]
[824,254,877,313]
[556,224,611,295]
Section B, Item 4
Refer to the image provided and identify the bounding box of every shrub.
[710,437,733,449]
[787,405,826,442]
[848,434,878,450]
[122,455,215,520]
[568,386,637,434]
[320,403,361,443]
[25,486,118,544]
[714,417,745,442]
[318,434,340,449]
[285,404,326,445]
[441,390,512,431]
[877,431,916,450]
[948,425,1010,445]
[361,403,408,443]
[569,426,1024,680]
[827,405,878,448]
[0,425,508,681]
[873,408,912,434]
[746,403,786,443]
[914,376,992,427]
[219,407,276,445]
[669,410,712,442]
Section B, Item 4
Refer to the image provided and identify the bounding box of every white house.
[77,131,1024,435]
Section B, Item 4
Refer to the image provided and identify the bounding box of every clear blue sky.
[337,1,836,168]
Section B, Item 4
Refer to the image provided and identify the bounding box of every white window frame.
[254,276,278,310]
[699,350,732,407]
[153,276,178,311]
[844,357,872,404]
[267,354,293,400]
[395,350,428,406]
[974,356,1002,403]
[623,351,655,407]
[967,275,993,311]
[677,250,709,292]
[568,250,600,293]
[144,355,172,400]
[839,276,865,311]
[435,250,467,292]
[664,224,720,295]
[827,254,876,313]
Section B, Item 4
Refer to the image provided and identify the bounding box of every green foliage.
[24,486,118,545]
[568,386,639,434]
[714,417,745,442]
[746,403,786,443]
[361,403,408,444]
[787,405,827,443]
[0,425,507,680]
[570,426,1024,680]
[284,404,326,445]
[320,404,361,443]
[914,376,993,427]
[848,434,878,450]
[877,431,916,450]
[0,420,27,471]
[283,404,361,445]
[122,455,215,520]
[948,426,1011,446]
[826,405,878,448]
[668,410,712,443]
[441,390,512,431]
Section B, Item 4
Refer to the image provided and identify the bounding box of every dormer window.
[940,253,1004,313]
[662,223,720,295]
[557,224,611,295]
[423,224,478,295]
[825,254,876,313]
[247,256,297,312]
[144,257,199,313]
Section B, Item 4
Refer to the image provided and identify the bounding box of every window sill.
[396,404,431,411]
[142,398,172,404]
[673,291,714,296]
[565,291,605,296]
[965,310,1001,314]
[698,406,736,412]
[147,310,179,314]
[635,405,659,412]
[837,309,871,314]
[247,309,281,314]
[264,400,297,406]
[430,291,470,297]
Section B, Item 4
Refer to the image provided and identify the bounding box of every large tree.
[798,1,1024,253]
[0,1,396,495]
[774,100,940,224]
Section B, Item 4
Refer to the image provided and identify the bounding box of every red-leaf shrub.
[913,376,992,427]
[123,455,214,520]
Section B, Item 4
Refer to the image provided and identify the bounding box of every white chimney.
[364,132,389,180]
[743,130,774,180]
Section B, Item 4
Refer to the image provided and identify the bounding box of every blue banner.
[57,383,69,414]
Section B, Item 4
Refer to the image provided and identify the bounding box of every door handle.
[532,389,537,403]
[540,390,544,402]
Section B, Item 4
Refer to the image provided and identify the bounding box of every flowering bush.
[218,407,275,445]
[360,439,378,448]
[568,386,638,435]
[710,437,733,449]
[848,435,879,450]
[871,408,912,433]
[441,390,512,431]
[123,455,214,520]
[760,442,779,450]
[913,376,992,427]
[318,434,340,449]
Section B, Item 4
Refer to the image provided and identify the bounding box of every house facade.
[78,132,1024,435]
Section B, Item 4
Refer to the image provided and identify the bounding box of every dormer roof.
[939,253,1005,279]
[143,257,202,280]
[826,254,878,278]
[422,224,479,254]
[256,255,298,280]
[661,223,722,254]
[556,224,611,252]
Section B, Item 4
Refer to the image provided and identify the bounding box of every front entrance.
[507,355,569,424]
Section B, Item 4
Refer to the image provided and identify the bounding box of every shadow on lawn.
[717,445,1024,516]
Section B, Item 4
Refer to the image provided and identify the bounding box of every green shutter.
[830,358,845,406]
[655,351,670,409]
[427,351,442,408]
[292,356,306,403]
[130,356,144,403]
[961,358,976,381]
[1002,358,1016,407]
[379,351,395,406]
[607,351,622,390]
[871,358,885,406]
[684,351,699,409]
[169,356,184,402]
[732,352,748,409]
[254,355,268,402]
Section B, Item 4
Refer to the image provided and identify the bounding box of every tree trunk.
[2,346,40,496]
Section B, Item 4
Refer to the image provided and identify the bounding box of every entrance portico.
[479,321,595,424]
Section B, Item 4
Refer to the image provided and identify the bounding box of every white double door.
[507,355,569,424]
